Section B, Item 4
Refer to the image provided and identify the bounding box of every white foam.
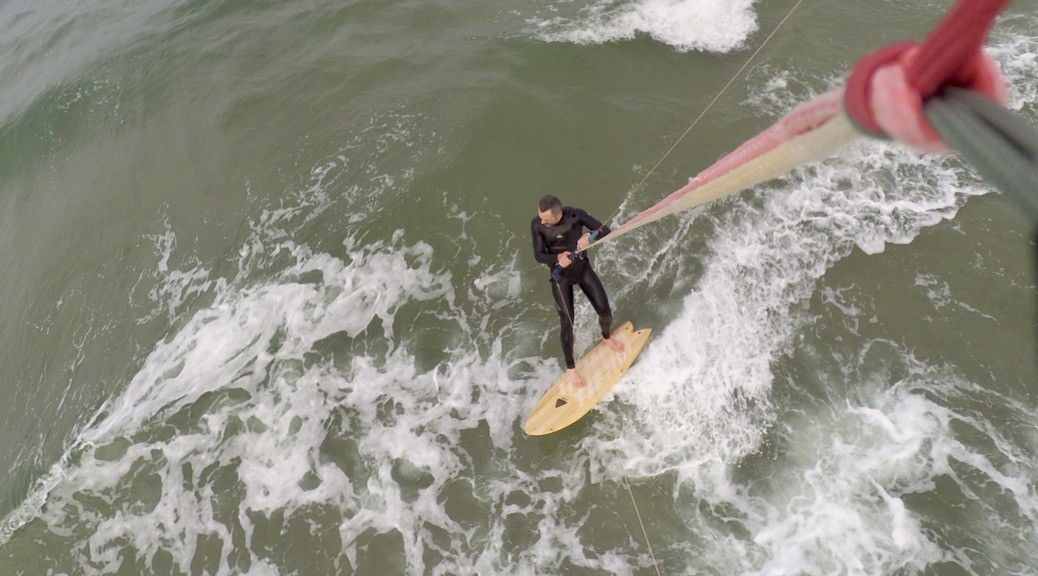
[753,345,1038,575]
[591,133,984,482]
[988,14,1038,112]
[17,232,466,573]
[530,0,758,53]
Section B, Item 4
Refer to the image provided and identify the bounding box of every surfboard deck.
[523,321,651,436]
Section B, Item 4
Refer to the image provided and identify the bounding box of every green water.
[1,0,1036,574]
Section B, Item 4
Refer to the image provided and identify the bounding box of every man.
[530,195,624,389]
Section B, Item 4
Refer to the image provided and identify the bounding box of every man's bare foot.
[566,368,588,389]
[603,336,625,354]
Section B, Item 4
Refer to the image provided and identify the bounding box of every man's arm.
[575,209,610,250]
[578,209,610,236]
[531,219,560,265]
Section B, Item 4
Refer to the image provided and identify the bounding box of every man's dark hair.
[539,195,563,213]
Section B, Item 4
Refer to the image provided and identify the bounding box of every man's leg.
[550,278,577,369]
[551,278,589,387]
[579,266,624,353]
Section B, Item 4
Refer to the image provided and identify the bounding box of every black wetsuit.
[530,207,613,369]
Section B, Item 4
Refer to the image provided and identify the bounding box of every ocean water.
[1,0,1036,574]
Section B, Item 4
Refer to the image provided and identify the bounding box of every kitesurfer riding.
[530,195,624,389]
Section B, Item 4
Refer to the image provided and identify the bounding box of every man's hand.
[558,251,573,268]
[577,233,591,251]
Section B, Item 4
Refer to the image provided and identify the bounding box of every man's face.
[538,208,562,226]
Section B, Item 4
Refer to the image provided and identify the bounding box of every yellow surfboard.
[523,321,651,436]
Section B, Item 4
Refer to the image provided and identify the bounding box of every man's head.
[538,195,563,226]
